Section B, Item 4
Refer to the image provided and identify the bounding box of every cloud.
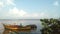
[0,6,57,19]
[6,7,27,18]
[0,2,4,7]
[4,7,49,19]
[0,0,50,19]
[0,1,4,9]
[53,1,59,6]
[0,0,59,19]
[0,0,15,8]
[6,0,15,5]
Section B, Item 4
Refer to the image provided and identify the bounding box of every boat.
[3,24,37,31]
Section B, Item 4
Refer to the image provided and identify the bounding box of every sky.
[0,0,60,19]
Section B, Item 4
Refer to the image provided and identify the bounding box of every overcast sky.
[0,0,60,19]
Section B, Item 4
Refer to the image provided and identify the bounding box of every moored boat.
[3,24,37,31]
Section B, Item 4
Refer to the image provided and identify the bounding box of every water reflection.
[3,29,19,34]
[3,29,41,34]
[3,29,34,34]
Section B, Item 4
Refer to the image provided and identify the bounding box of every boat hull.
[3,24,31,32]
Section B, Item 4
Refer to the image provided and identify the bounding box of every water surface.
[0,19,42,34]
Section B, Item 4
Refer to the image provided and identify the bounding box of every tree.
[40,18,60,34]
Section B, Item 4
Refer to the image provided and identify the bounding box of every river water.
[0,19,42,34]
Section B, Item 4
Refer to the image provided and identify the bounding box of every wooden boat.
[3,24,37,32]
[3,24,31,29]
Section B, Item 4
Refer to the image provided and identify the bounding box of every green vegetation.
[40,18,60,34]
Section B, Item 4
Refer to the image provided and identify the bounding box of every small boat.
[3,24,37,31]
